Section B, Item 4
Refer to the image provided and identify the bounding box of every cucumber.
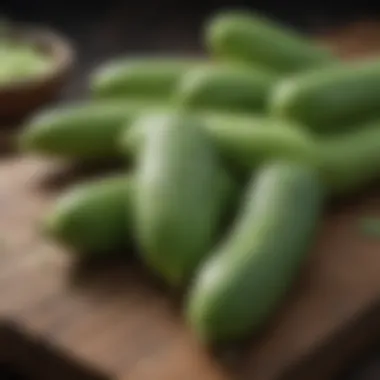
[121,111,319,171]
[135,113,237,286]
[203,113,319,169]
[205,10,335,74]
[44,174,134,256]
[270,58,380,132]
[19,99,166,158]
[187,161,324,342]
[91,57,202,99]
[319,121,380,193]
[175,65,277,113]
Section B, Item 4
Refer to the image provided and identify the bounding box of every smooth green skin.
[91,57,203,99]
[187,162,324,343]
[44,174,134,256]
[19,99,166,158]
[121,111,319,171]
[202,113,319,169]
[135,113,237,286]
[175,65,278,113]
[205,11,335,74]
[318,121,380,193]
[270,58,380,133]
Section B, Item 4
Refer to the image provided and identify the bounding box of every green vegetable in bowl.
[0,40,51,85]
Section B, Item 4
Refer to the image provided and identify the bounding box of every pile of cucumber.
[17,10,380,343]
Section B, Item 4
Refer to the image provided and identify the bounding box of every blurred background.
[2,0,380,99]
[2,1,380,379]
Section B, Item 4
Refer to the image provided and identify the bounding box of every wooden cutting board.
[2,20,380,380]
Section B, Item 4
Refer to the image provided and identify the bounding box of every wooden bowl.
[0,24,75,124]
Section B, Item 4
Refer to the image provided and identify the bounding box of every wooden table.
[3,16,380,380]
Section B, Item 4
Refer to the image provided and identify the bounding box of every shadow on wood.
[0,321,109,380]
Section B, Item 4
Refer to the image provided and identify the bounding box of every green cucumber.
[203,113,319,169]
[187,161,324,342]
[91,57,202,99]
[19,99,166,158]
[135,113,237,286]
[175,65,277,113]
[44,174,134,256]
[270,58,380,132]
[205,10,335,74]
[319,121,380,193]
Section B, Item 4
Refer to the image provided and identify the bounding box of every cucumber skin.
[175,65,278,113]
[45,174,134,256]
[205,11,335,74]
[135,113,237,286]
[19,100,166,159]
[202,113,319,169]
[186,161,324,343]
[91,58,202,99]
[270,58,380,133]
[318,121,380,193]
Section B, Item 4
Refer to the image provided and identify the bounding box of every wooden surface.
[3,20,380,380]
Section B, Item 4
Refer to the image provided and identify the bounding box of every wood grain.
[2,20,380,380]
